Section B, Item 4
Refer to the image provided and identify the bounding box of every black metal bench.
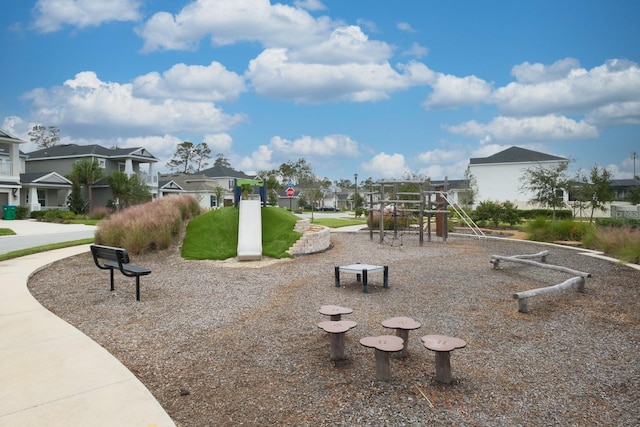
[90,244,151,301]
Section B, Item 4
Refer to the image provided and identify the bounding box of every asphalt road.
[0,220,96,256]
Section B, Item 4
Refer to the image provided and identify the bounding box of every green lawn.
[181,206,302,260]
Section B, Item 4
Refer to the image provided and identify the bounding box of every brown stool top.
[318,320,357,334]
[360,335,404,352]
[421,335,466,352]
[319,305,353,316]
[382,316,421,330]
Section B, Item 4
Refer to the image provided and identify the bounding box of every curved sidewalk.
[0,246,175,426]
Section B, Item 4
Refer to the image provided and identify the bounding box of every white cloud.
[423,73,492,109]
[136,0,335,52]
[361,153,409,178]
[492,59,640,116]
[288,26,392,65]
[585,101,640,126]
[293,0,326,11]
[23,71,246,138]
[31,0,141,33]
[402,42,428,58]
[511,58,580,84]
[397,22,415,33]
[247,49,433,103]
[417,147,464,164]
[270,134,359,157]
[236,144,275,174]
[445,115,599,142]
[132,62,246,102]
[204,133,234,152]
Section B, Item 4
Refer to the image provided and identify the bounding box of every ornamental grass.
[94,195,202,254]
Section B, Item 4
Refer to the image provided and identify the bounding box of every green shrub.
[16,206,29,220]
[584,225,640,264]
[30,210,46,219]
[524,217,593,242]
[473,201,503,227]
[43,209,76,223]
[519,209,572,220]
[596,218,639,229]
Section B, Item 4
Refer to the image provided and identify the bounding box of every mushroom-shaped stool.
[359,335,404,381]
[319,305,353,321]
[421,335,467,384]
[381,316,421,358]
[317,320,357,361]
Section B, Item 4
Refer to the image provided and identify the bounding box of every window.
[98,158,106,168]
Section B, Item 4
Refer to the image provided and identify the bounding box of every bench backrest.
[90,244,131,266]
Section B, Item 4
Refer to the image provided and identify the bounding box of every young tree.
[28,125,60,149]
[628,184,640,205]
[107,171,152,209]
[214,154,231,168]
[167,141,211,173]
[194,142,212,171]
[69,159,103,212]
[66,182,85,214]
[520,162,570,220]
[214,185,225,208]
[580,166,614,223]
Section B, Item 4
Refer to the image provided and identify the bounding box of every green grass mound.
[181,206,302,260]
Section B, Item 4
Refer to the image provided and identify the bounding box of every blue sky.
[1,0,639,183]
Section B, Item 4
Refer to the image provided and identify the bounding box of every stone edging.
[288,220,331,255]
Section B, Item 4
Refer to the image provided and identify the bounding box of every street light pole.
[354,173,358,212]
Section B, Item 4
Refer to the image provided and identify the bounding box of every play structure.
[362,179,484,246]
[234,179,266,261]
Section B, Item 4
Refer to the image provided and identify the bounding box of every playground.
[28,232,639,426]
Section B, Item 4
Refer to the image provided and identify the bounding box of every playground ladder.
[437,191,486,239]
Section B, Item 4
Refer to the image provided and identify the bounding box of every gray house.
[25,144,159,210]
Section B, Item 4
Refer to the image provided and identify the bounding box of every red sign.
[286,187,295,197]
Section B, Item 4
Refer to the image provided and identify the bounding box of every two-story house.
[25,144,159,211]
[467,146,569,209]
[0,129,25,213]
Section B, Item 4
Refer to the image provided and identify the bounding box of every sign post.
[286,186,295,211]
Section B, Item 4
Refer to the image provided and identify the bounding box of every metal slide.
[237,200,263,261]
[437,191,486,239]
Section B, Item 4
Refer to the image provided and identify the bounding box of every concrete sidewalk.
[0,246,175,426]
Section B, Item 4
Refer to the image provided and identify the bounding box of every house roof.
[198,164,256,179]
[20,172,72,187]
[469,146,567,165]
[26,144,158,162]
[159,173,219,192]
[0,128,26,144]
[611,179,639,187]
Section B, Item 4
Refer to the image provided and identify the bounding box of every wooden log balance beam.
[490,254,591,279]
[513,276,586,313]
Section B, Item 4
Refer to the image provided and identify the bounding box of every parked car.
[319,206,338,211]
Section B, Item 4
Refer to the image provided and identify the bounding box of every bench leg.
[383,266,389,288]
[110,268,115,291]
[334,266,340,288]
[362,270,368,293]
[135,276,141,301]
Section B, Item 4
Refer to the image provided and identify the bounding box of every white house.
[467,146,569,209]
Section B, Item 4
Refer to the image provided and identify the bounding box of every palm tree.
[70,160,103,212]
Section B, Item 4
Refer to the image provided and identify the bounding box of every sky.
[1,0,639,184]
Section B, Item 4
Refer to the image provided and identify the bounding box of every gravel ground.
[28,232,640,427]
